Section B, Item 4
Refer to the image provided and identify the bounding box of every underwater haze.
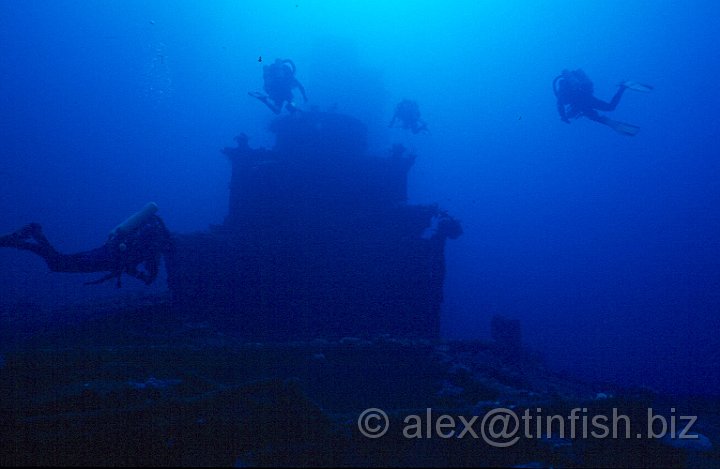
[1,0,719,397]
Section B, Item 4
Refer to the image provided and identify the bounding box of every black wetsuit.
[0,215,172,287]
[389,100,429,134]
[554,70,626,123]
[258,59,307,114]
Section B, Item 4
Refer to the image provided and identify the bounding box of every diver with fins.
[0,203,173,287]
[389,99,429,134]
[249,58,307,114]
[553,69,653,136]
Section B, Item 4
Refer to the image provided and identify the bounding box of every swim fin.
[0,234,14,248]
[248,91,268,102]
[621,81,654,92]
[599,116,640,136]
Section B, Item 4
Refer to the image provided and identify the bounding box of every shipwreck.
[166,111,461,340]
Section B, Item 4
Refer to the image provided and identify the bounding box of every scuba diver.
[553,69,653,136]
[0,203,173,287]
[389,99,429,134]
[249,58,307,114]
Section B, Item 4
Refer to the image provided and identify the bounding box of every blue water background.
[1,1,718,396]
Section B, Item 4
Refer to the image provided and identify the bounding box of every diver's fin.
[0,223,42,247]
[621,81,654,92]
[248,91,268,101]
[600,117,640,136]
[0,234,15,248]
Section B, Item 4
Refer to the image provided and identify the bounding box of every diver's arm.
[152,215,174,254]
[125,262,156,285]
[139,263,159,285]
[557,100,569,123]
[259,98,282,114]
[417,120,429,134]
[294,79,308,102]
[84,270,122,287]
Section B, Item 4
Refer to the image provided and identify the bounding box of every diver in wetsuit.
[0,205,173,287]
[553,69,652,136]
[249,58,308,114]
[389,99,429,134]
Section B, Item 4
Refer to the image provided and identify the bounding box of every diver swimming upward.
[249,58,308,114]
[389,99,429,134]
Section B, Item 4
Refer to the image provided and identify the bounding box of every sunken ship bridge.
[167,111,461,340]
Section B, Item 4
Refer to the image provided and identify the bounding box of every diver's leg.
[2,224,122,279]
[19,228,114,273]
[54,246,117,273]
[608,85,627,109]
[0,224,60,259]
[259,97,282,114]
[0,223,39,247]
[84,270,121,286]
[583,109,613,128]
[592,85,626,112]
[415,120,429,134]
[248,92,281,113]
[0,233,17,247]
[0,224,90,272]
[269,101,283,114]
[590,113,640,136]
[583,109,602,122]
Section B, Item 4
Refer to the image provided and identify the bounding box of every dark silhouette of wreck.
[167,111,461,340]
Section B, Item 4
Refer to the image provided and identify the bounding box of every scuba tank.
[554,69,594,97]
[109,202,158,242]
[552,74,564,97]
[553,69,575,97]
